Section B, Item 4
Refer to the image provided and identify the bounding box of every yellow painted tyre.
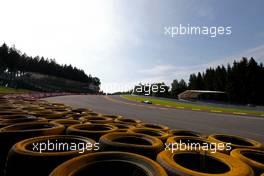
[81,112,100,116]
[128,127,171,143]
[64,113,84,120]
[27,109,53,116]
[0,116,47,128]
[114,118,142,125]
[100,114,123,120]
[79,116,113,124]
[0,111,26,116]
[0,122,64,175]
[208,134,263,153]
[137,123,170,132]
[66,123,118,141]
[109,122,135,130]
[170,129,203,138]
[50,152,168,176]
[50,119,80,127]
[71,108,93,113]
[50,119,81,134]
[5,135,96,176]
[231,148,264,176]
[40,112,69,120]
[99,132,164,159]
[157,150,254,176]
[166,136,219,152]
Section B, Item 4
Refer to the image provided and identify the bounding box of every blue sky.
[0,0,264,92]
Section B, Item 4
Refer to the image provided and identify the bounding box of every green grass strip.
[121,95,264,116]
[0,86,31,94]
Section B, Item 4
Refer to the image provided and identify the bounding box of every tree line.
[0,43,100,86]
[132,57,264,105]
[187,57,264,105]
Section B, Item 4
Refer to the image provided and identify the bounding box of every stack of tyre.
[0,97,263,176]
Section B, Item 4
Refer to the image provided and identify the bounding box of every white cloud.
[0,0,145,94]
[102,43,264,93]
[136,44,264,89]
[206,44,264,67]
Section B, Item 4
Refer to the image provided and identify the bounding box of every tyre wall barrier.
[0,97,263,176]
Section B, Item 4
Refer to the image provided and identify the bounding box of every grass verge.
[121,95,264,117]
[0,86,31,94]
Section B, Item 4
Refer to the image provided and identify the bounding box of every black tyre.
[0,117,47,128]
[50,119,81,134]
[109,123,135,132]
[114,118,142,125]
[71,108,93,113]
[137,123,170,132]
[5,135,97,176]
[0,114,36,120]
[231,148,264,176]
[208,134,263,153]
[0,111,26,116]
[79,116,113,124]
[157,150,254,176]
[50,119,80,128]
[100,114,123,119]
[128,128,171,143]
[0,122,64,175]
[28,110,54,116]
[82,112,100,116]
[170,129,203,137]
[166,136,218,153]
[110,123,135,130]
[40,112,69,120]
[99,132,164,159]
[50,151,168,176]
[64,113,84,120]
[66,124,118,141]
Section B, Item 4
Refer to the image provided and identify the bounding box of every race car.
[141,100,152,104]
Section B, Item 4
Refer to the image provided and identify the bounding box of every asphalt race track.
[44,95,264,143]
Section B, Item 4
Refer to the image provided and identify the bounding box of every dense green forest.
[133,58,264,105]
[0,43,100,93]
[0,43,100,85]
[187,57,264,105]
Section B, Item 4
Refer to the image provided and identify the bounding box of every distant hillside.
[0,43,100,93]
